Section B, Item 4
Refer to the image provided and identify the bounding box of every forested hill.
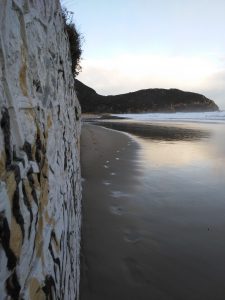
[75,79,219,113]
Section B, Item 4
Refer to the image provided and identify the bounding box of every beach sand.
[80,124,144,300]
[80,122,225,300]
[80,124,174,300]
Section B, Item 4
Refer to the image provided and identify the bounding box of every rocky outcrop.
[0,1,81,299]
[75,79,219,113]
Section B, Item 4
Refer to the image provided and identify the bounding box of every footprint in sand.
[111,191,130,198]
[102,180,111,186]
[124,229,142,243]
[123,257,147,284]
[110,205,124,216]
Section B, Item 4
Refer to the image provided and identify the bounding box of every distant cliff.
[0,1,81,299]
[75,79,219,113]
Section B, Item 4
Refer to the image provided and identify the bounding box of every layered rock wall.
[0,1,81,299]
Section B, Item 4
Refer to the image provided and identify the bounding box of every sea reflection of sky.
[95,120,225,181]
[94,120,211,141]
[87,119,225,299]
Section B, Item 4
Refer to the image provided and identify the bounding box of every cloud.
[199,70,225,109]
[78,53,225,109]
[204,70,225,91]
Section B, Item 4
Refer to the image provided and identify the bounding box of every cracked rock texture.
[0,1,82,299]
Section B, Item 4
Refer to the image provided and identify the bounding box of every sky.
[62,0,225,110]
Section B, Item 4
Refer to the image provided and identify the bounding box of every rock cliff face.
[75,79,219,113]
[0,1,81,299]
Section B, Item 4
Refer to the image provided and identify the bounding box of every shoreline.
[80,124,142,300]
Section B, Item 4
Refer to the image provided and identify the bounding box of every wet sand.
[80,124,144,300]
[80,122,225,300]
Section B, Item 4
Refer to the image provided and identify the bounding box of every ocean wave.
[113,111,225,123]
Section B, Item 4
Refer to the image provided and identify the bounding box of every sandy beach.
[80,124,144,300]
[80,121,225,300]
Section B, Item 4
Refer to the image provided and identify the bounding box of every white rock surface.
[0,1,82,299]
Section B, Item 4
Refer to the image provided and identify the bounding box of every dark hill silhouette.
[75,79,219,113]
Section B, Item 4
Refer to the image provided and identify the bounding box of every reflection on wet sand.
[92,119,211,141]
[81,121,225,300]
[92,119,225,176]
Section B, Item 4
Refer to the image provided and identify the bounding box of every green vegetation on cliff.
[62,8,82,77]
[75,79,219,113]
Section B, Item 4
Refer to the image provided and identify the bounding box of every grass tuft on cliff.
[62,8,82,77]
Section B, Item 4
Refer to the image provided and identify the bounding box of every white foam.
[113,111,225,124]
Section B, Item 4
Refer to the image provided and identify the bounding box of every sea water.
[113,110,225,123]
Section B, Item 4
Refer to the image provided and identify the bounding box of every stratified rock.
[75,79,219,113]
[0,1,81,299]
